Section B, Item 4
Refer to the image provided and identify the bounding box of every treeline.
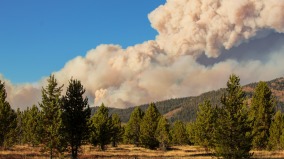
[188,74,284,158]
[0,75,190,158]
[0,75,91,158]
[105,77,284,123]
[1,74,284,158]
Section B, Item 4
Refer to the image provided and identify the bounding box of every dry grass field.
[0,145,283,159]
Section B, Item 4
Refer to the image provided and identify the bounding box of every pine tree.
[250,81,275,149]
[0,81,17,149]
[110,113,123,147]
[89,103,112,151]
[22,105,43,146]
[214,74,252,158]
[124,107,144,146]
[61,79,91,158]
[280,128,284,149]
[15,108,23,145]
[186,122,196,145]
[193,100,217,149]
[267,111,284,150]
[171,120,189,145]
[40,75,66,158]
[140,103,161,149]
[155,116,170,151]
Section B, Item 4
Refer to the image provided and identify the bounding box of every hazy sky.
[0,0,165,83]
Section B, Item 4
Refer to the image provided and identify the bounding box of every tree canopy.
[61,79,90,158]
[214,74,252,158]
[140,103,161,149]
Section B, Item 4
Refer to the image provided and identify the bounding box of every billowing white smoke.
[4,0,284,109]
[150,0,284,57]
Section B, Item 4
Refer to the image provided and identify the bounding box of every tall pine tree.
[124,107,144,146]
[250,81,275,149]
[267,111,284,150]
[110,113,123,147]
[61,79,90,158]
[15,108,23,145]
[40,75,66,158]
[155,116,171,151]
[22,105,43,146]
[171,120,189,145]
[214,74,252,158]
[193,100,217,149]
[89,103,112,151]
[140,103,161,149]
[0,81,17,149]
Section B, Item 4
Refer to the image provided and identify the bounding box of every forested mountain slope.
[91,77,284,123]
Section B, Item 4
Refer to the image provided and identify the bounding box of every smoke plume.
[4,0,284,109]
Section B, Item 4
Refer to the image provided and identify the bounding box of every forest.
[1,74,284,159]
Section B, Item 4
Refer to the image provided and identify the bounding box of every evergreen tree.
[15,108,23,145]
[124,107,144,146]
[171,120,189,145]
[0,81,17,149]
[250,81,275,149]
[140,103,161,149]
[280,128,284,149]
[89,103,112,150]
[110,113,123,147]
[22,105,43,146]
[267,111,284,150]
[193,100,217,149]
[155,116,170,151]
[40,75,66,158]
[214,74,252,158]
[186,122,196,145]
[61,79,91,158]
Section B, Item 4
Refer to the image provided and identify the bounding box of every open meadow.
[0,145,284,159]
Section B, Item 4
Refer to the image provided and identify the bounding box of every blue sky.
[0,0,165,84]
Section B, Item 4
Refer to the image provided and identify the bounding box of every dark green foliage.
[193,100,217,148]
[140,103,161,149]
[0,81,17,149]
[15,108,23,145]
[155,116,171,151]
[267,111,284,150]
[245,77,284,112]
[39,75,66,158]
[124,107,144,146]
[186,122,195,145]
[110,113,123,147]
[281,128,284,149]
[171,120,189,145]
[250,81,275,150]
[22,105,43,146]
[61,79,90,158]
[89,103,112,151]
[214,74,252,159]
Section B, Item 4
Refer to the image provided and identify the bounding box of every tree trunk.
[50,147,53,159]
[100,144,105,151]
[112,140,116,147]
[71,146,78,159]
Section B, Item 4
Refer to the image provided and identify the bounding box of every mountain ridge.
[91,77,284,123]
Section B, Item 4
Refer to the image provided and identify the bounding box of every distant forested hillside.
[91,77,284,123]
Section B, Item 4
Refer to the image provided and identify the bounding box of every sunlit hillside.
[92,77,284,123]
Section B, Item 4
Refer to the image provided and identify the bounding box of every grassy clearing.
[0,145,283,159]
